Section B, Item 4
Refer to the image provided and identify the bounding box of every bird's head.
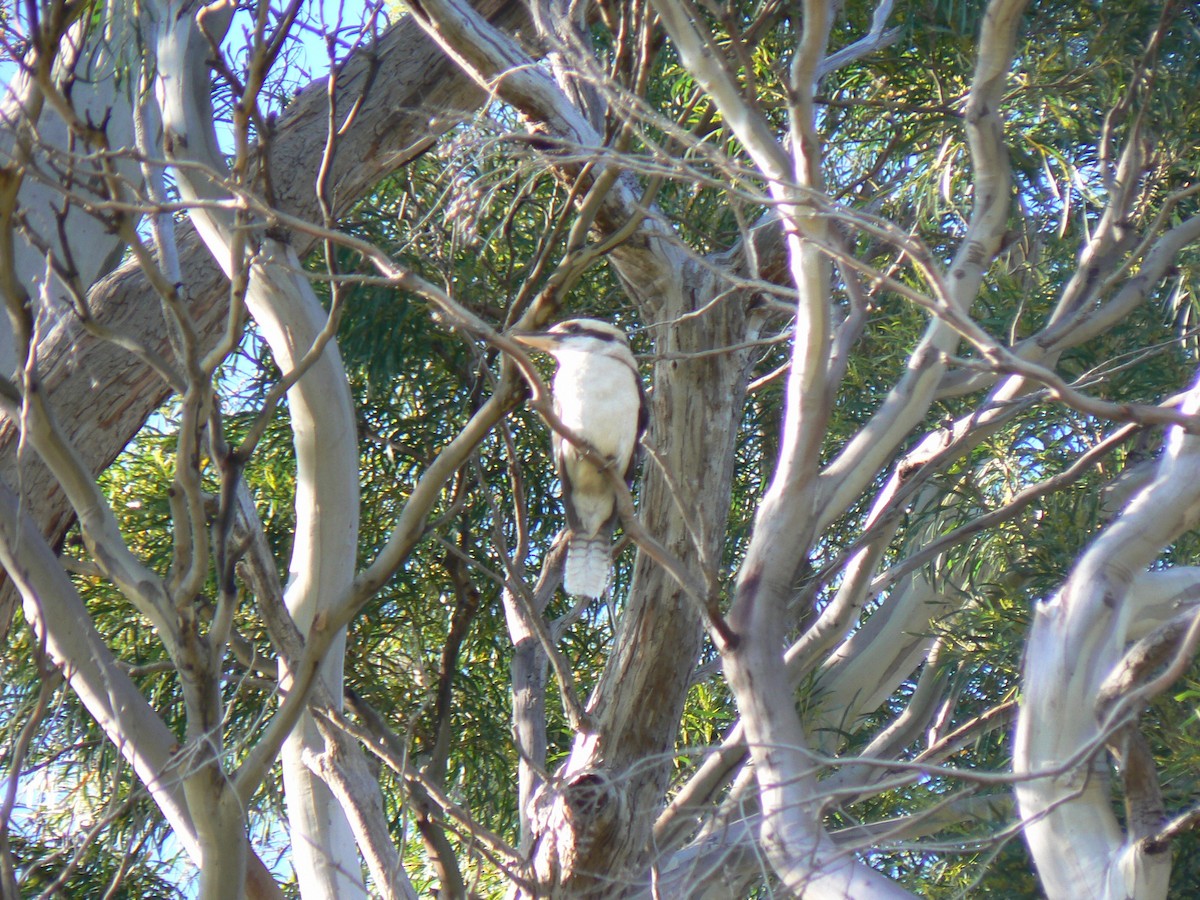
[513,319,632,361]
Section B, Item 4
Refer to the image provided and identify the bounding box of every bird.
[514,319,648,598]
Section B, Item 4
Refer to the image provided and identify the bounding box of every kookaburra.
[515,319,648,598]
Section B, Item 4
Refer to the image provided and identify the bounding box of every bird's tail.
[565,535,612,598]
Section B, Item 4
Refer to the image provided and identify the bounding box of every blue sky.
[0,1,384,108]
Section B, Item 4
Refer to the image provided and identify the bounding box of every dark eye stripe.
[553,322,623,343]
[579,328,619,342]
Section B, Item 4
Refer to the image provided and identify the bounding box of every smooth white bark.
[817,0,1026,527]
[1014,375,1200,899]
[653,0,913,891]
[150,1,365,895]
[0,12,142,377]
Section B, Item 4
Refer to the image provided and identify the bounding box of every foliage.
[4,0,1200,896]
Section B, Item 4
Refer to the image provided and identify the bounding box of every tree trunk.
[0,0,525,639]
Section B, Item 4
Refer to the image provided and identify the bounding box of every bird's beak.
[512,332,559,352]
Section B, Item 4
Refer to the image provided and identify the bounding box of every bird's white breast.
[552,347,640,466]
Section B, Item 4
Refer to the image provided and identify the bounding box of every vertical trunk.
[0,14,141,377]
[151,2,364,894]
[527,261,755,893]
[1014,376,1200,898]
